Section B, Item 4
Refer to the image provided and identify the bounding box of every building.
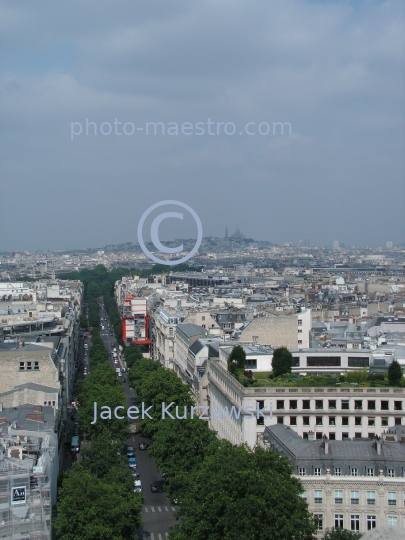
[239,309,311,349]
[207,358,405,447]
[261,424,405,536]
[0,404,59,539]
[291,348,373,375]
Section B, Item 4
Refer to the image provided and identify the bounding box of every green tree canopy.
[272,346,294,378]
[169,441,316,540]
[227,345,246,375]
[148,417,218,480]
[388,359,403,386]
[322,528,361,540]
[54,464,142,540]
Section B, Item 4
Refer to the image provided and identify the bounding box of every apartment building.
[152,308,186,369]
[207,359,405,448]
[239,309,311,349]
[262,424,405,536]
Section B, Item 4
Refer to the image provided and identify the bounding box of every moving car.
[150,481,164,493]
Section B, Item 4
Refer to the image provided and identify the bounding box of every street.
[98,303,179,540]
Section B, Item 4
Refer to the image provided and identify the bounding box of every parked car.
[134,480,142,493]
[128,457,137,467]
[127,449,135,458]
[139,442,148,450]
[131,468,140,478]
[121,378,126,383]
[126,446,134,455]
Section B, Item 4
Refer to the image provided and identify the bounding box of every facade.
[152,308,186,369]
[207,359,405,448]
[262,424,405,536]
[291,348,373,375]
[174,323,208,383]
[239,309,311,349]
[0,404,59,540]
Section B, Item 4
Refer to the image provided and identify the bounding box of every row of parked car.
[127,443,165,494]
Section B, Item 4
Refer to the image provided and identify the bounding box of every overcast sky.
[1,0,404,251]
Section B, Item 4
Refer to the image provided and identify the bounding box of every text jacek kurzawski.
[91,401,273,424]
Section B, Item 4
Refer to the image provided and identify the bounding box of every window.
[334,467,342,477]
[368,417,375,426]
[315,400,323,409]
[307,356,341,367]
[314,490,323,503]
[382,417,389,427]
[350,467,358,477]
[316,432,322,440]
[298,467,306,476]
[355,417,362,425]
[354,400,362,410]
[169,327,174,337]
[342,416,349,426]
[19,362,25,370]
[298,329,302,333]
[388,492,397,506]
[298,340,302,344]
[34,361,39,370]
[351,490,359,504]
[303,416,310,426]
[335,515,344,529]
[381,400,389,411]
[329,432,335,440]
[387,468,396,478]
[394,401,402,411]
[348,356,369,367]
[342,400,349,410]
[302,400,310,410]
[355,432,362,438]
[290,416,297,426]
[350,515,360,532]
[26,361,32,370]
[300,490,307,502]
[245,359,257,369]
[334,490,343,504]
[367,491,376,505]
[277,416,284,424]
[329,400,336,409]
[257,417,264,426]
[316,417,323,426]
[289,400,298,409]
[298,319,302,325]
[395,417,402,425]
[367,515,376,530]
[329,417,336,426]
[277,400,285,410]
[368,400,376,410]
[202,316,205,321]
[366,467,375,477]
[387,516,397,527]
[342,432,349,439]
[202,324,206,328]
[52,401,55,406]
[314,514,323,531]
[314,467,321,476]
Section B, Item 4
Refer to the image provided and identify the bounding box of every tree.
[272,346,294,378]
[388,359,403,386]
[227,345,246,375]
[54,464,142,540]
[169,441,316,540]
[148,417,217,479]
[322,528,361,540]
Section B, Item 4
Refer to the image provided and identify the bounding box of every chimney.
[324,441,329,455]
[308,431,316,441]
[376,441,382,455]
[33,405,42,413]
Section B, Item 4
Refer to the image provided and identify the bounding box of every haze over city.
[1,0,404,251]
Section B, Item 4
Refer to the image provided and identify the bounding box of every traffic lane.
[128,434,171,507]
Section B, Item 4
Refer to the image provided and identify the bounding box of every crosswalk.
[143,506,176,513]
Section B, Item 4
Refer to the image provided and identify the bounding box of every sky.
[1,0,404,251]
